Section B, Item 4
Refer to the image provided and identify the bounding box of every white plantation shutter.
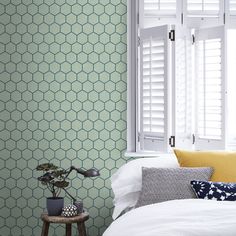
[229,0,236,15]
[139,25,170,152]
[183,0,224,28]
[226,29,236,150]
[173,26,193,149]
[140,0,180,28]
[144,0,176,17]
[186,0,220,16]
[195,26,226,150]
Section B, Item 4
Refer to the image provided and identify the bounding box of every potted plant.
[36,163,100,216]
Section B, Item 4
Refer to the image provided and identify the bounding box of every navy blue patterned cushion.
[191,180,236,201]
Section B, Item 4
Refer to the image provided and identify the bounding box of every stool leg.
[77,222,87,236]
[41,222,50,236]
[66,224,72,236]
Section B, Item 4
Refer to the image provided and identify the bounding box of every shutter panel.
[144,0,176,17]
[195,26,226,150]
[186,0,220,16]
[226,29,236,150]
[184,0,223,28]
[140,0,180,28]
[173,26,193,149]
[139,25,170,152]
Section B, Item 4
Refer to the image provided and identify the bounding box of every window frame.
[127,0,139,154]
[126,0,236,157]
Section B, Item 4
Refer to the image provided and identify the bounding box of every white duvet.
[103,199,236,236]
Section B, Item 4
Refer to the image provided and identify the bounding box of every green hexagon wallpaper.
[0,0,128,235]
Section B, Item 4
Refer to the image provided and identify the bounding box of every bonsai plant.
[36,163,99,216]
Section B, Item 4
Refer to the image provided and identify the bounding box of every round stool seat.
[40,212,89,236]
[41,212,89,223]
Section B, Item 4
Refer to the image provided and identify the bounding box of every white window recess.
[173,25,193,149]
[194,26,226,150]
[126,1,236,157]
[138,25,172,152]
[183,0,224,28]
[140,0,182,28]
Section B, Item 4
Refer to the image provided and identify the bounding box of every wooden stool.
[41,212,89,236]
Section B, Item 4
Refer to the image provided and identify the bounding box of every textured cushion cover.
[135,167,213,208]
[174,149,236,182]
[191,180,236,201]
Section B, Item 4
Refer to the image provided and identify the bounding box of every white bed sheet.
[103,199,236,236]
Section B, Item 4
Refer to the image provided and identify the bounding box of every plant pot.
[46,197,64,216]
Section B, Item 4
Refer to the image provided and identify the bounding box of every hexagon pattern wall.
[0,0,128,235]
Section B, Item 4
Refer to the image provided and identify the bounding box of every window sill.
[124,151,174,158]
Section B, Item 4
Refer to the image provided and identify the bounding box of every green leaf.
[54,181,69,188]
[37,173,54,183]
[52,169,67,177]
[36,163,58,171]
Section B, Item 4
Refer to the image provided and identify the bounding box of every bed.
[103,152,236,236]
[103,199,236,236]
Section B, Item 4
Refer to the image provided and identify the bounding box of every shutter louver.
[187,0,220,16]
[198,39,222,139]
[139,25,170,152]
[144,0,176,17]
[142,39,165,134]
[141,0,180,28]
[195,26,226,150]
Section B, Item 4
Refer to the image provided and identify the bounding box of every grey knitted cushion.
[135,167,213,208]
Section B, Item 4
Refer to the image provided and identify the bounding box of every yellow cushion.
[174,149,236,182]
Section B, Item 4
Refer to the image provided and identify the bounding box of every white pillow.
[111,154,179,219]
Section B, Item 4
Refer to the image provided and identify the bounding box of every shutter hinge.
[223,13,226,24]
[138,36,140,46]
[169,30,175,41]
[169,136,175,147]
[181,13,184,25]
[137,132,140,142]
[192,134,195,144]
[192,34,195,45]
[137,12,139,25]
